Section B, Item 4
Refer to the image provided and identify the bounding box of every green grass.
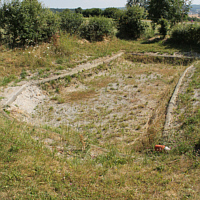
[0,112,200,199]
[0,75,16,86]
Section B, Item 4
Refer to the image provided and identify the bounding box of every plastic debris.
[155,145,170,152]
[155,145,165,152]
[164,146,171,151]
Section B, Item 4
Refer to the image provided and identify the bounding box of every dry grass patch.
[86,76,117,89]
[125,53,195,66]
[62,89,97,102]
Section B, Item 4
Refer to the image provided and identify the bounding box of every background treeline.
[50,4,200,15]
[0,0,199,48]
[51,8,75,13]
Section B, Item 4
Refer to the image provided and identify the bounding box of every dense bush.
[158,18,169,38]
[142,23,155,39]
[82,8,103,17]
[75,7,83,14]
[187,16,200,22]
[171,23,200,45]
[60,11,83,35]
[0,0,60,47]
[117,6,146,39]
[103,7,122,19]
[80,17,115,41]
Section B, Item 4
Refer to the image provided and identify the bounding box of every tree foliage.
[158,18,169,38]
[60,11,83,35]
[148,0,191,25]
[80,17,115,41]
[0,0,60,47]
[75,7,82,14]
[103,7,122,19]
[117,6,146,39]
[82,8,102,17]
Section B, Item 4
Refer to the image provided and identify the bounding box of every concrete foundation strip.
[36,51,124,85]
[163,62,199,139]
[2,51,124,107]
[3,83,31,107]
[129,52,196,59]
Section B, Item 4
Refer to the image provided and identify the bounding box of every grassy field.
[0,35,200,199]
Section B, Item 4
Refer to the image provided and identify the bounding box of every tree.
[158,18,169,38]
[117,5,146,39]
[80,16,115,41]
[172,0,191,24]
[60,11,83,35]
[82,8,102,17]
[90,8,102,16]
[148,0,191,25]
[75,7,82,14]
[62,8,71,13]
[103,7,120,19]
[0,0,60,47]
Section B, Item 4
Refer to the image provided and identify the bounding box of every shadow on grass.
[141,37,163,44]
[163,39,200,55]
[141,37,200,56]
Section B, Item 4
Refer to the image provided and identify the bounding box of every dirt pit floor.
[1,57,187,154]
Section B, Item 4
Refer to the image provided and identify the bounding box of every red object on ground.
[155,145,165,152]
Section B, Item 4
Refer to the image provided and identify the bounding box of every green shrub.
[158,18,169,38]
[188,16,200,22]
[20,69,27,79]
[117,6,146,39]
[82,8,103,17]
[60,11,83,35]
[80,17,115,42]
[75,7,83,14]
[0,0,60,47]
[103,7,122,19]
[65,75,72,84]
[142,23,155,39]
[170,23,200,45]
[41,9,60,42]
